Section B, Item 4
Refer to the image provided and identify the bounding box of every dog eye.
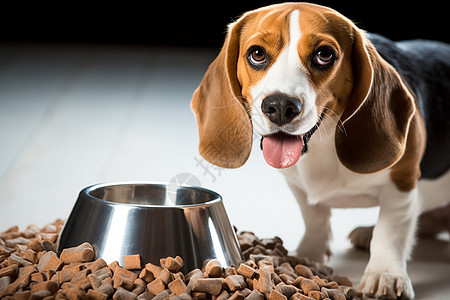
[312,46,336,67]
[248,46,267,67]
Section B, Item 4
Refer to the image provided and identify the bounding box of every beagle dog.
[191,3,450,299]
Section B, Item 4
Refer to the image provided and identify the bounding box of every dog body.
[191,3,450,299]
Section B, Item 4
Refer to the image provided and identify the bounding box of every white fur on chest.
[281,119,390,208]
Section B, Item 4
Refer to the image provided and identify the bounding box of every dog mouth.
[260,113,323,169]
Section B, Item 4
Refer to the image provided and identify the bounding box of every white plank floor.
[0,43,448,299]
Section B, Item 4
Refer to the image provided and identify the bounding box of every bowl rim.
[81,181,223,209]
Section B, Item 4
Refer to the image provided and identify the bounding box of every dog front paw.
[360,271,414,299]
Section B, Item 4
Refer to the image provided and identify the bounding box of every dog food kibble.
[205,259,223,278]
[0,220,362,299]
[60,242,94,264]
[124,254,142,270]
[192,278,224,295]
[161,256,184,273]
[225,274,246,291]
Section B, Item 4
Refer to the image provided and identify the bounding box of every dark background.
[2,1,448,47]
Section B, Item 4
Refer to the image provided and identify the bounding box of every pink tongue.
[262,133,303,169]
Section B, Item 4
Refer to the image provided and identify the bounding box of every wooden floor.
[0,43,448,299]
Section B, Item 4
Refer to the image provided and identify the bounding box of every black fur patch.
[368,34,450,179]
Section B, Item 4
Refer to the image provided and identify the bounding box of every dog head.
[191,3,415,172]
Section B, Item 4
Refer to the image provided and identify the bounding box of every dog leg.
[287,182,332,263]
[360,185,419,299]
[348,225,374,251]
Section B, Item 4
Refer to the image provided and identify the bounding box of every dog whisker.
[318,106,347,137]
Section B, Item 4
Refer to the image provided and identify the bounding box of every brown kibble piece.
[60,242,94,264]
[300,279,320,294]
[257,268,274,294]
[185,268,202,282]
[8,253,33,267]
[275,284,296,298]
[113,266,138,281]
[139,268,155,283]
[59,265,84,283]
[215,290,230,300]
[92,266,112,278]
[108,261,119,273]
[27,239,44,252]
[87,273,108,290]
[0,264,18,281]
[228,291,245,300]
[294,265,314,279]
[154,290,171,300]
[225,275,246,292]
[113,286,138,300]
[339,286,358,299]
[321,287,346,300]
[173,271,185,282]
[324,281,339,289]
[37,251,64,272]
[162,256,184,273]
[136,291,154,300]
[224,266,238,277]
[205,259,222,277]
[97,278,114,297]
[307,290,326,300]
[131,278,146,295]
[237,263,256,279]
[113,274,135,290]
[147,278,166,295]
[61,286,85,299]
[241,288,251,297]
[70,268,91,283]
[269,289,287,300]
[157,268,172,285]
[192,278,224,296]
[87,289,108,300]
[20,249,37,264]
[124,254,142,270]
[169,278,187,295]
[145,262,163,277]
[87,258,108,273]
[312,276,327,288]
[334,276,353,287]
[276,263,297,279]
[18,265,37,278]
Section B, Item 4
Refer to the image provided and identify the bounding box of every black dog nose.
[261,94,303,126]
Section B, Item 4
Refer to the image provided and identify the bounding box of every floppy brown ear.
[191,18,253,169]
[335,28,416,173]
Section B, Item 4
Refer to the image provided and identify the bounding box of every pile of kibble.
[0,220,362,299]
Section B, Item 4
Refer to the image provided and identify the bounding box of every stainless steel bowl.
[56,182,243,272]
